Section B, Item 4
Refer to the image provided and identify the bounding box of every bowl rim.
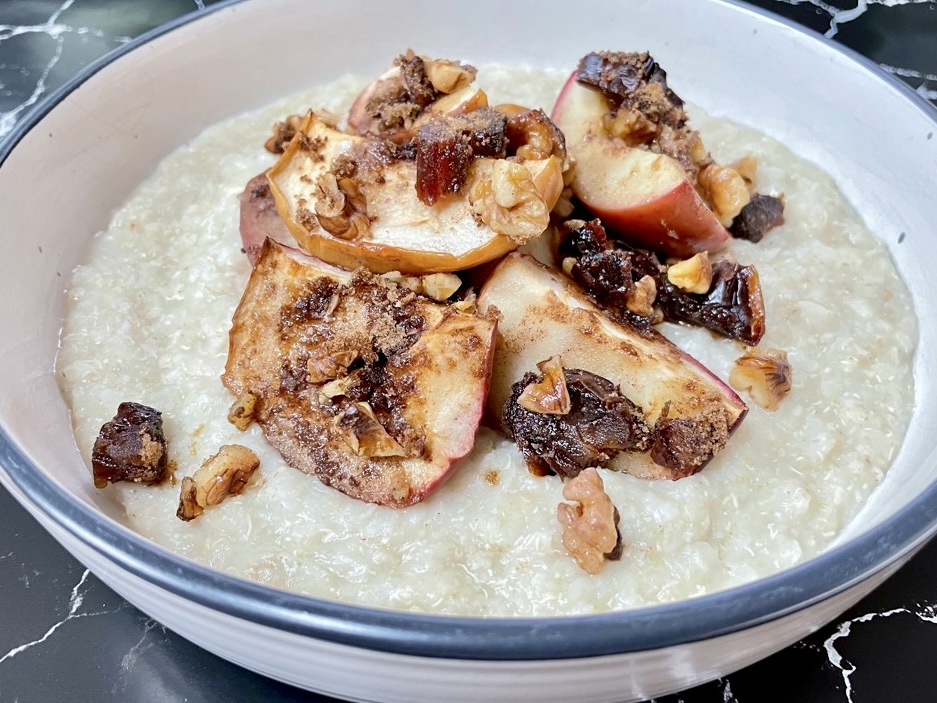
[2,0,937,662]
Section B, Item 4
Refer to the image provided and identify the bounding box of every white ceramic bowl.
[1,1,936,701]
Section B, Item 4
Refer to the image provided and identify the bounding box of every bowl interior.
[1,0,935,641]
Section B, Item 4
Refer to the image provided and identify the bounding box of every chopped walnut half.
[557,468,623,575]
[420,273,462,301]
[729,349,792,411]
[518,355,571,415]
[176,444,260,521]
[626,275,657,317]
[227,393,257,431]
[335,402,409,458]
[667,252,713,294]
[265,114,304,154]
[698,164,751,227]
[314,172,370,241]
[467,159,550,242]
[425,58,477,94]
[307,349,358,384]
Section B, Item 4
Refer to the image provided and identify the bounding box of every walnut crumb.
[176,444,260,522]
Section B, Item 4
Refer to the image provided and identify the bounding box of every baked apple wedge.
[477,253,747,479]
[223,240,497,507]
[551,52,738,258]
[267,110,564,274]
[348,51,486,138]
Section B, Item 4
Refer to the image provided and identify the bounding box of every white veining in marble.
[823,601,937,702]
[0,569,123,666]
[772,0,936,37]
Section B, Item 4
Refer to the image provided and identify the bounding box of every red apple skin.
[551,72,732,259]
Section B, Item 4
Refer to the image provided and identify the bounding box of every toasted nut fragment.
[176,444,260,521]
[314,173,370,241]
[731,156,758,189]
[425,58,477,94]
[381,270,423,293]
[729,349,792,411]
[518,355,571,415]
[557,468,622,575]
[265,114,304,154]
[667,252,713,294]
[319,376,354,401]
[467,159,549,242]
[420,273,461,301]
[626,275,657,317]
[698,164,751,227]
[227,392,257,431]
[336,402,409,458]
[561,256,577,276]
[307,350,358,384]
[177,477,203,521]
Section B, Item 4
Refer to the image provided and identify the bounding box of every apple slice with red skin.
[348,65,487,139]
[551,73,732,259]
[477,253,747,479]
[223,240,497,507]
[267,111,564,274]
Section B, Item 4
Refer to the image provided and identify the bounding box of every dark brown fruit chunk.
[731,193,785,243]
[503,367,651,479]
[91,402,169,489]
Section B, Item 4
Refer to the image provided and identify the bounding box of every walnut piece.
[667,252,713,294]
[91,402,169,488]
[626,274,657,317]
[729,348,792,411]
[227,393,257,431]
[467,159,549,242]
[265,114,304,154]
[176,444,260,522]
[556,468,623,575]
[335,402,409,458]
[307,349,358,384]
[698,164,751,227]
[425,58,477,94]
[420,273,462,301]
[314,172,371,241]
[518,355,571,415]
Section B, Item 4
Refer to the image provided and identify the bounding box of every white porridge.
[56,65,916,616]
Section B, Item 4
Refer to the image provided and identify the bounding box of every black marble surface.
[1,1,936,702]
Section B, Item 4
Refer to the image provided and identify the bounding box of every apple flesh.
[348,64,488,138]
[551,73,731,259]
[223,240,497,507]
[477,253,747,479]
[267,111,563,274]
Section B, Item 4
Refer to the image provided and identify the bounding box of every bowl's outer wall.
[0,0,936,685]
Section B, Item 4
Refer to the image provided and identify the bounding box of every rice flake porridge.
[57,65,916,616]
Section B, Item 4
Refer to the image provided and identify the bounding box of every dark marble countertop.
[1,1,936,701]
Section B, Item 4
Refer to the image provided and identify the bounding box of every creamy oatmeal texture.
[57,66,916,616]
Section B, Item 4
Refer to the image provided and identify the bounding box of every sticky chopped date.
[503,367,651,478]
[577,51,686,127]
[657,259,766,345]
[731,194,785,243]
[414,108,507,205]
[560,219,766,344]
[649,403,729,479]
[91,402,169,488]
